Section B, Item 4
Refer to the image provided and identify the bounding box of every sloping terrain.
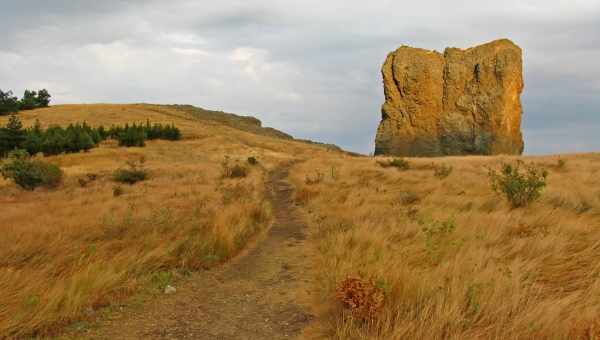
[165,104,294,140]
[0,103,292,140]
[1,104,599,339]
[0,104,331,338]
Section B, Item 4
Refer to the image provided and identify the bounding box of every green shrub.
[0,150,63,190]
[22,120,44,155]
[247,156,258,165]
[65,124,95,152]
[433,164,453,179]
[117,125,146,147]
[0,114,26,157]
[390,158,410,170]
[150,271,173,291]
[40,127,68,155]
[113,159,148,184]
[35,161,63,189]
[378,158,410,170]
[162,124,182,141]
[488,161,548,208]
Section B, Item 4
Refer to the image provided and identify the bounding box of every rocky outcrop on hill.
[169,104,294,140]
[168,104,346,151]
[375,39,524,156]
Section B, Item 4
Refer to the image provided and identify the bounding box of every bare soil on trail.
[72,164,315,339]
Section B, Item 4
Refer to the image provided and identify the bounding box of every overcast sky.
[1,0,599,154]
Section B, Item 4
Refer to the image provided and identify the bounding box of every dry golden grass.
[3,104,600,339]
[0,104,328,338]
[290,153,600,339]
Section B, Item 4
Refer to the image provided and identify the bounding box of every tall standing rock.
[374,39,524,156]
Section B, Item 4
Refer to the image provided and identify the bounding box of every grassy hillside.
[1,104,599,339]
[0,103,292,140]
[0,104,332,338]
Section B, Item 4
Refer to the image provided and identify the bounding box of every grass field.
[290,153,600,339]
[1,104,599,339]
[0,104,327,338]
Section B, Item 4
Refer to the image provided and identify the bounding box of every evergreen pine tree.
[0,114,26,156]
[0,90,20,115]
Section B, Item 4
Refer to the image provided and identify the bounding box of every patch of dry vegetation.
[2,104,600,339]
[290,154,600,339]
[0,104,330,338]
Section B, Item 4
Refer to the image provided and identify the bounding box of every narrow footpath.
[76,164,314,339]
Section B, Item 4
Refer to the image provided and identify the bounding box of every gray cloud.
[1,0,599,154]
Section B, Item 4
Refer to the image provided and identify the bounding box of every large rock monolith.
[375,39,524,156]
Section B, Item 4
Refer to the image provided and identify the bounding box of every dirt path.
[75,164,315,339]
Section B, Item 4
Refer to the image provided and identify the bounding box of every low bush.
[0,150,63,190]
[113,159,148,185]
[378,158,410,170]
[112,185,124,197]
[433,164,453,179]
[78,173,99,188]
[335,277,385,320]
[488,161,548,208]
[247,156,258,165]
[221,157,248,178]
[151,271,173,291]
[229,164,248,178]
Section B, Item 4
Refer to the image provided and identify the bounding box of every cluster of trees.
[21,121,101,156]
[0,89,51,115]
[0,115,182,158]
[109,121,182,147]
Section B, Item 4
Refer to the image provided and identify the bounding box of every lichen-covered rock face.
[375,39,524,156]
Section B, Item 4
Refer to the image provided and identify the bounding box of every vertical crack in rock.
[375,39,524,157]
